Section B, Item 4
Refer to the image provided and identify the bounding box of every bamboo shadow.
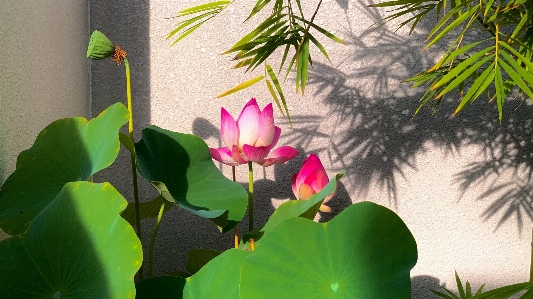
[294,0,533,230]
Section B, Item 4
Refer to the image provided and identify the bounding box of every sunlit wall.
[0,2,90,189]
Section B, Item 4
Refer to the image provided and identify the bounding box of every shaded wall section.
[0,1,90,189]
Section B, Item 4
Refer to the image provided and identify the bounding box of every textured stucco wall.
[90,0,532,297]
[0,3,90,192]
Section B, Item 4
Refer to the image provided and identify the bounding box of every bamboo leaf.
[265,79,283,116]
[170,21,209,46]
[167,11,215,40]
[466,281,472,297]
[426,6,464,41]
[474,284,485,295]
[484,0,495,17]
[425,5,480,50]
[266,64,291,125]
[494,66,505,121]
[178,1,230,16]
[226,14,287,53]
[296,38,310,94]
[246,43,283,72]
[308,33,331,63]
[369,0,435,7]
[410,72,440,88]
[233,58,253,69]
[295,0,305,18]
[456,271,466,299]
[279,43,291,74]
[247,0,274,20]
[454,62,495,115]
[292,16,345,44]
[431,46,495,89]
[415,83,441,115]
[511,13,529,39]
[498,41,533,71]
[473,66,495,100]
[436,55,493,98]
[500,50,533,85]
[430,40,487,72]
[499,59,533,101]
[216,76,265,98]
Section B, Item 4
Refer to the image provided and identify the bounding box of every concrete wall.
[0,2,90,191]
[32,0,532,297]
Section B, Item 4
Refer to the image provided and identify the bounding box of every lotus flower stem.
[249,238,255,251]
[248,162,254,231]
[148,199,166,278]
[124,58,144,280]
[232,166,239,248]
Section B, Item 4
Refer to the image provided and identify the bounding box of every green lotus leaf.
[0,102,129,235]
[186,248,223,275]
[184,249,249,299]
[240,201,417,299]
[135,126,248,232]
[0,181,142,298]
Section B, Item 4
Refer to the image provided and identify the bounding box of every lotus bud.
[86,30,115,60]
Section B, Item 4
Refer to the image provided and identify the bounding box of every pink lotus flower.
[292,154,335,212]
[210,98,298,166]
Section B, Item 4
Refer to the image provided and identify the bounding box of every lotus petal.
[210,147,240,166]
[237,98,260,147]
[256,103,275,147]
[220,108,238,149]
[242,144,271,163]
[258,146,299,167]
[231,145,248,164]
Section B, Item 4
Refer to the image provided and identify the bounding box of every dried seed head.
[111,45,127,65]
[86,30,115,60]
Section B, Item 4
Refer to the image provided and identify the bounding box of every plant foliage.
[371,0,533,121]
[168,0,344,122]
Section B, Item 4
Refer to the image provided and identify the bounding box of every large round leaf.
[135,126,248,232]
[240,202,417,299]
[0,103,129,235]
[0,181,142,298]
[184,249,249,299]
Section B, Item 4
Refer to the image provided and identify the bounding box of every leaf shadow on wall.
[287,0,533,232]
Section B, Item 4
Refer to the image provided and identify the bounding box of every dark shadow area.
[411,275,444,299]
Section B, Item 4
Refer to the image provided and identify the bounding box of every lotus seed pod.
[87,30,115,60]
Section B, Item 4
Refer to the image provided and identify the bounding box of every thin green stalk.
[248,162,254,231]
[232,166,239,248]
[124,58,144,280]
[530,225,533,281]
[148,200,166,278]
